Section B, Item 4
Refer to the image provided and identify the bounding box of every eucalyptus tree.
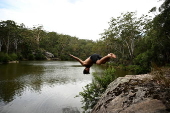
[0,20,19,54]
[12,23,27,53]
[101,12,151,63]
[0,23,4,52]
[32,25,44,49]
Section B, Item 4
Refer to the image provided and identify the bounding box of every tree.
[32,25,44,49]
[101,12,151,64]
[0,20,19,54]
[149,0,170,65]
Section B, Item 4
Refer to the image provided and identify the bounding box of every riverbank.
[92,68,170,113]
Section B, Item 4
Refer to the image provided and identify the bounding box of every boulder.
[92,74,170,113]
[45,52,54,58]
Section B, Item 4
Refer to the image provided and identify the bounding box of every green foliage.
[17,53,23,60]
[79,82,104,112]
[94,67,117,89]
[78,67,117,112]
[101,12,152,63]
[34,50,46,60]
[9,53,18,61]
[0,20,95,61]
[148,0,170,65]
[0,52,18,63]
[133,50,152,73]
[0,52,10,63]
[126,65,143,74]
[28,54,35,60]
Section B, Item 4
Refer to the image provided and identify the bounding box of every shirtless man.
[69,53,116,74]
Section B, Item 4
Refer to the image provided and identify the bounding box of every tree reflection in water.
[62,107,80,113]
[0,61,92,113]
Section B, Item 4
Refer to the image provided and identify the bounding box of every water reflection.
[0,62,45,103]
[0,80,23,102]
[0,61,95,113]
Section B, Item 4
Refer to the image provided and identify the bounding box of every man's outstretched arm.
[69,54,85,66]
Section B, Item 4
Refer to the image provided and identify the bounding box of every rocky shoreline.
[92,74,170,113]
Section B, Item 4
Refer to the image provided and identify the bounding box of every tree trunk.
[6,35,10,54]
[0,40,2,52]
[13,39,18,53]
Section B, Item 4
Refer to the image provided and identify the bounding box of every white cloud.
[0,0,163,40]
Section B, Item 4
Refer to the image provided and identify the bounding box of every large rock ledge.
[92,74,170,113]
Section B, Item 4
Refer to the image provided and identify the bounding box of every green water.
[0,61,134,113]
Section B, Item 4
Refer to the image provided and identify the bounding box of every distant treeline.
[0,0,170,73]
[0,20,97,61]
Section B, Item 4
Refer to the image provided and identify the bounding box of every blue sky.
[0,0,10,8]
[0,0,163,40]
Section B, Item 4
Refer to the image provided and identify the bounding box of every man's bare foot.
[109,53,116,58]
[107,54,112,57]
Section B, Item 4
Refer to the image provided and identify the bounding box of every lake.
[0,61,134,113]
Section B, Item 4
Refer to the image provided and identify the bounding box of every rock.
[8,61,19,63]
[92,74,170,113]
[45,52,54,58]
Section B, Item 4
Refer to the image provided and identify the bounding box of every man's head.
[83,67,90,74]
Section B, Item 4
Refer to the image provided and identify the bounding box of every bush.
[94,67,117,89]
[0,52,4,62]
[126,65,144,74]
[28,54,35,60]
[133,50,152,73]
[0,52,11,63]
[34,49,46,60]
[79,81,103,112]
[78,67,117,113]
[17,53,23,60]
[9,53,18,61]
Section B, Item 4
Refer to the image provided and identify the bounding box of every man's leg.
[96,55,110,65]
[96,53,116,65]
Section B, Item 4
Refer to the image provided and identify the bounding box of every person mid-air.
[69,53,116,74]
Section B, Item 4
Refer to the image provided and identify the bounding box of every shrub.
[79,81,103,112]
[133,50,152,73]
[34,50,46,60]
[126,65,144,74]
[94,67,117,89]
[17,53,23,60]
[9,53,18,61]
[28,54,35,60]
[78,67,117,113]
[0,52,11,63]
[0,52,4,62]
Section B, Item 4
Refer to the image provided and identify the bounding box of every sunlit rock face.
[92,74,170,113]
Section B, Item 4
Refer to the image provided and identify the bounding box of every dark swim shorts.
[90,54,102,63]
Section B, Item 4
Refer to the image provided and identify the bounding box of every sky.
[0,0,163,40]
